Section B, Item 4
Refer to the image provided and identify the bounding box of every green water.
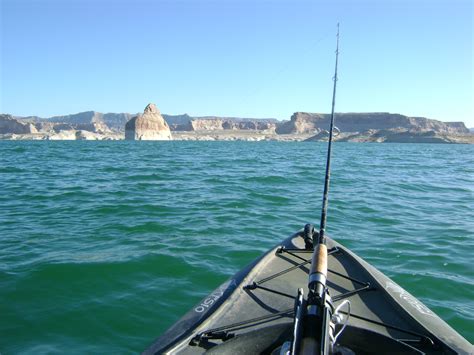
[0,141,472,353]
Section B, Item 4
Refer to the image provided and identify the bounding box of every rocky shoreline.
[1,104,473,144]
[3,129,473,144]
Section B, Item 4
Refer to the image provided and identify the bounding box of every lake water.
[0,141,472,353]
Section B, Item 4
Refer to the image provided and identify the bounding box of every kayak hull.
[144,231,472,354]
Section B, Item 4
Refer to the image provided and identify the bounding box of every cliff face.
[444,122,471,132]
[50,111,135,131]
[46,111,103,124]
[163,114,193,126]
[0,114,38,134]
[102,113,135,131]
[16,111,134,131]
[276,112,325,134]
[190,119,224,131]
[5,109,471,143]
[169,117,277,131]
[223,120,277,131]
[278,112,470,135]
[125,104,172,141]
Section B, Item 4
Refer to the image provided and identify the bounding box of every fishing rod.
[319,23,339,246]
[310,20,339,305]
[292,23,340,355]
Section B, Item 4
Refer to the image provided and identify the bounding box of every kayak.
[143,229,472,354]
[144,26,471,354]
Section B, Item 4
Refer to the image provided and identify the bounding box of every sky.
[1,0,473,126]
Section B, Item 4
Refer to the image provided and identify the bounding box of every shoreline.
[1,130,473,144]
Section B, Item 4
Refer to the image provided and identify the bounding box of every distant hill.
[162,114,193,125]
[6,108,471,143]
[15,112,136,131]
[14,111,280,132]
[277,112,470,135]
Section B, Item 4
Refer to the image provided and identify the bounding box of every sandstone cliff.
[0,114,38,134]
[168,116,277,132]
[16,111,134,132]
[278,112,469,135]
[328,129,473,144]
[125,104,172,141]
[163,114,193,129]
[4,109,471,143]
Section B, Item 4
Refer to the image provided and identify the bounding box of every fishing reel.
[284,223,352,355]
[303,224,319,250]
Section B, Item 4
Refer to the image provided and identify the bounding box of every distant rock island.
[1,104,472,143]
[125,104,172,141]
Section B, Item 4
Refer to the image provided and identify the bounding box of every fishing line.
[235,30,333,117]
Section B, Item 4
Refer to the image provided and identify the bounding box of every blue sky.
[1,0,473,126]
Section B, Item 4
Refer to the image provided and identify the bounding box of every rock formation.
[16,111,134,132]
[75,130,101,140]
[190,118,224,131]
[47,130,77,140]
[168,117,277,132]
[0,114,38,134]
[278,112,470,135]
[276,112,324,134]
[125,104,172,140]
[3,109,471,143]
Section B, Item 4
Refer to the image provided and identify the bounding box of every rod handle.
[310,244,327,277]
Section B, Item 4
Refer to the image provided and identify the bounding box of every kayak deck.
[144,232,472,354]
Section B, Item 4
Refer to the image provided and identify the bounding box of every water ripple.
[0,141,473,353]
